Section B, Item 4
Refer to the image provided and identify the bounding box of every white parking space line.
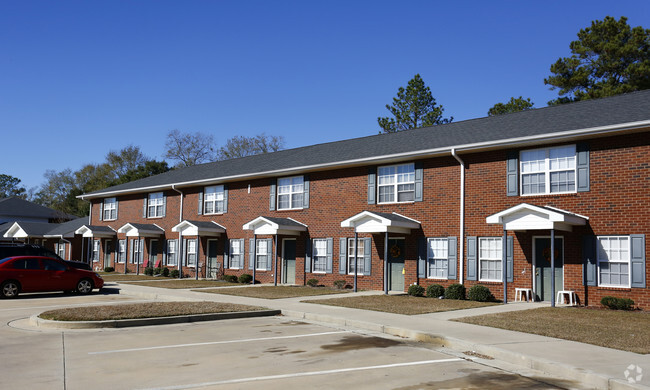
[136,358,465,390]
[89,330,351,355]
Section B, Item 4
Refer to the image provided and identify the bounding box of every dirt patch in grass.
[39,301,265,321]
[129,280,236,289]
[99,273,164,282]
[306,295,497,315]
[197,286,350,299]
[454,307,650,354]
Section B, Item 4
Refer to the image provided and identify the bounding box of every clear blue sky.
[2,1,649,190]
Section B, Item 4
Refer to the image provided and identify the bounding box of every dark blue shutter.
[98,202,103,221]
[162,240,167,265]
[417,237,427,278]
[303,175,309,209]
[583,236,597,286]
[576,143,590,192]
[269,179,277,211]
[466,236,477,281]
[339,238,347,274]
[266,239,273,270]
[198,191,203,215]
[363,237,371,276]
[305,239,312,273]
[367,168,376,204]
[326,238,333,273]
[506,236,513,283]
[506,151,518,196]
[223,239,230,269]
[248,239,255,270]
[448,236,458,280]
[630,234,646,288]
[114,200,119,220]
[223,185,228,213]
[414,162,423,202]
[142,197,147,218]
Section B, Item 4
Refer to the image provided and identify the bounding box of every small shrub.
[161,267,170,277]
[223,275,238,283]
[426,284,445,298]
[170,269,180,278]
[601,296,635,310]
[239,274,253,284]
[153,267,163,275]
[103,266,114,273]
[467,285,493,302]
[445,283,466,300]
[333,280,346,289]
[144,267,154,276]
[407,284,425,297]
[307,278,319,287]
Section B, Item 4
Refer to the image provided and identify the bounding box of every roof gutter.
[451,148,465,285]
[78,120,650,199]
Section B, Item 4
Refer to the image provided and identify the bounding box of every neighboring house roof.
[80,90,650,199]
[45,218,88,237]
[2,217,87,239]
[0,197,78,221]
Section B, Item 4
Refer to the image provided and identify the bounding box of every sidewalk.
[114,282,650,390]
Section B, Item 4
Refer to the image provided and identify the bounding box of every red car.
[0,256,104,298]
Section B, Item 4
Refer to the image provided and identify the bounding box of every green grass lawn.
[454,307,650,354]
[306,295,498,315]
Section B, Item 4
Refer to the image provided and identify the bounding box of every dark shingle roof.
[46,218,88,236]
[0,197,78,220]
[82,90,650,198]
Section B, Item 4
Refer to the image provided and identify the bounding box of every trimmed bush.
[223,275,239,283]
[467,285,493,302]
[239,274,253,284]
[333,280,346,289]
[426,284,445,298]
[103,267,114,273]
[307,278,319,287]
[445,283,466,300]
[170,269,180,278]
[161,267,170,277]
[153,267,163,275]
[601,296,635,310]
[407,284,425,297]
[144,267,154,276]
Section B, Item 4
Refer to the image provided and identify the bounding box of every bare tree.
[164,129,218,167]
[217,133,285,160]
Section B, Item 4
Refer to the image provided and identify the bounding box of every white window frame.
[92,240,100,263]
[427,238,448,279]
[166,240,177,266]
[103,197,117,220]
[479,237,502,282]
[256,240,268,270]
[230,240,242,269]
[204,185,225,214]
[132,240,144,264]
[147,192,164,218]
[597,236,631,288]
[520,145,576,196]
[277,176,304,210]
[186,239,197,267]
[117,240,126,264]
[312,239,328,273]
[55,242,66,259]
[347,238,364,274]
[377,163,415,204]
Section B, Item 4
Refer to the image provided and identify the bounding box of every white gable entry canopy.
[172,220,226,236]
[341,211,421,294]
[242,217,307,236]
[486,203,589,307]
[75,225,117,238]
[117,223,165,237]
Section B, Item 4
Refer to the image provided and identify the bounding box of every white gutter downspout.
[451,149,465,285]
[172,185,184,278]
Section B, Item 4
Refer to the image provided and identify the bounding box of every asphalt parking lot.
[0,292,573,390]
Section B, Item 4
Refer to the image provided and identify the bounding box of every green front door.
[207,240,219,279]
[388,239,405,291]
[534,237,564,301]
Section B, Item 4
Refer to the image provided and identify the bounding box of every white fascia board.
[79,120,650,200]
[3,223,26,238]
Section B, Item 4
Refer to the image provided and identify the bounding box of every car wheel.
[76,279,93,295]
[1,280,20,298]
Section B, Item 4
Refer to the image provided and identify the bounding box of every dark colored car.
[0,243,64,261]
[0,256,104,298]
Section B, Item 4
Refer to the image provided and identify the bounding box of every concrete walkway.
[113,282,649,390]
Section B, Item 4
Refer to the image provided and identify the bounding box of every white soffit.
[486,203,588,232]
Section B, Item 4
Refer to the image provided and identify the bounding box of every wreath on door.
[390,244,401,258]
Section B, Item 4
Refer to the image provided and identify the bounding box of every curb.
[30,310,281,329]
[280,309,648,390]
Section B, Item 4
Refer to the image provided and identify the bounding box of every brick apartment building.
[78,91,649,308]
